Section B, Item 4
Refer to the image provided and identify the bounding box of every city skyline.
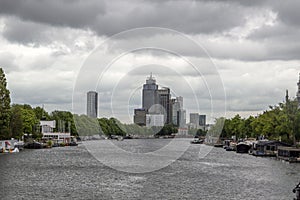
[134,73,187,127]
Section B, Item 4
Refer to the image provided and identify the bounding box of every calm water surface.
[0,139,299,200]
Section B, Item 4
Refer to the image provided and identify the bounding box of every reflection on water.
[0,139,299,199]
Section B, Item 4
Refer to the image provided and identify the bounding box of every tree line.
[208,96,300,145]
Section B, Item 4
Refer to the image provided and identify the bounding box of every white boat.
[11,148,19,153]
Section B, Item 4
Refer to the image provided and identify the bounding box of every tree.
[155,124,178,136]
[21,105,39,138]
[0,68,11,139]
[34,106,50,120]
[10,105,23,139]
[51,110,78,136]
[196,128,207,137]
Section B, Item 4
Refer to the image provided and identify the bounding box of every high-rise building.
[172,99,180,125]
[178,109,186,128]
[135,74,185,127]
[176,96,183,108]
[297,73,300,108]
[172,96,185,127]
[142,73,159,113]
[190,113,199,124]
[87,91,98,118]
[199,115,206,126]
[158,87,172,124]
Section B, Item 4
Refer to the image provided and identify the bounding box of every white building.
[40,120,73,143]
[146,114,164,127]
[40,120,56,133]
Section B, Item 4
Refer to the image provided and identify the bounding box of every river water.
[0,139,299,199]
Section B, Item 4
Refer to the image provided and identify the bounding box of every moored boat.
[24,141,44,149]
[213,143,223,148]
[277,146,300,163]
[69,141,78,146]
[252,140,291,157]
[236,142,251,153]
[190,139,204,144]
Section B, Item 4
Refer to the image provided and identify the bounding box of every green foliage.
[50,110,78,136]
[10,105,23,139]
[34,106,50,120]
[74,114,101,136]
[22,106,38,135]
[0,68,11,139]
[10,104,40,139]
[97,117,126,136]
[154,124,178,136]
[196,128,207,137]
[47,140,53,147]
[211,98,300,145]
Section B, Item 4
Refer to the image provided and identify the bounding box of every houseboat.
[277,146,300,163]
[252,140,291,157]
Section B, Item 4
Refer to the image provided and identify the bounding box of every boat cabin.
[277,147,300,162]
[252,140,291,156]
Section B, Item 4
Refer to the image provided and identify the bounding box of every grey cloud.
[273,0,300,27]
[2,17,51,45]
[0,0,246,38]
[0,52,19,73]
[0,0,106,29]
[2,0,300,61]
[2,16,98,55]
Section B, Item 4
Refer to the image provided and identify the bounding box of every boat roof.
[256,140,291,146]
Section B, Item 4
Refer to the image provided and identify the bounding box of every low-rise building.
[146,114,164,127]
[178,128,188,135]
[134,108,146,126]
[40,120,73,144]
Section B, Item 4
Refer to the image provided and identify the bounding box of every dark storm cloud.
[273,0,300,27]
[0,0,246,38]
[0,0,298,39]
[0,0,106,29]
[2,17,51,45]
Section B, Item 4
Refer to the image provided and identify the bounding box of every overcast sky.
[0,0,300,123]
